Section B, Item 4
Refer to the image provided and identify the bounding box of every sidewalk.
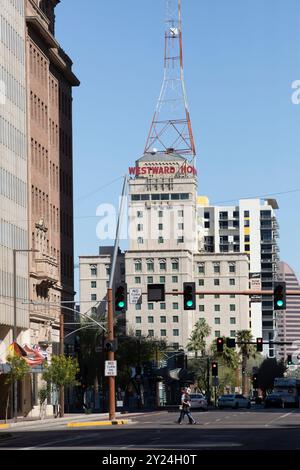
[0,411,146,429]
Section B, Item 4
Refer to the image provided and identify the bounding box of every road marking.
[216,418,221,422]
[19,432,101,450]
[265,410,295,427]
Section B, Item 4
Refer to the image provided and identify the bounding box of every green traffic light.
[276,300,284,307]
[186,300,193,307]
[118,301,125,308]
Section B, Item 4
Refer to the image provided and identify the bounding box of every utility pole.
[60,311,64,417]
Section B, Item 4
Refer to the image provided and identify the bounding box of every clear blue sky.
[55,0,300,291]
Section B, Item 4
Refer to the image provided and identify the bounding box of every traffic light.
[115,283,127,311]
[183,282,196,310]
[216,337,224,353]
[256,337,263,352]
[287,354,293,365]
[226,338,236,349]
[252,373,258,388]
[147,284,165,302]
[211,362,218,377]
[273,281,286,310]
[104,339,117,352]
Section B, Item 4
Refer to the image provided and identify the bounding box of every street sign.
[250,273,261,302]
[105,360,117,376]
[129,288,142,304]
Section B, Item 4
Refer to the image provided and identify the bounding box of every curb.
[0,424,9,429]
[67,419,130,427]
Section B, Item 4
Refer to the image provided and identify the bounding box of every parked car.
[218,394,251,409]
[189,393,208,410]
[264,393,284,408]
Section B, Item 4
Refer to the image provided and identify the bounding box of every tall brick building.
[25,0,79,413]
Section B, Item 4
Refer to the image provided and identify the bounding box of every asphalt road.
[1,407,300,450]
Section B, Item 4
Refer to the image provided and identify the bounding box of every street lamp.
[13,248,39,421]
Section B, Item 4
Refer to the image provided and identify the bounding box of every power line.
[211,188,300,205]
[75,175,124,203]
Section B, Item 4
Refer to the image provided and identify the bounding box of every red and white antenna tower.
[144,0,196,159]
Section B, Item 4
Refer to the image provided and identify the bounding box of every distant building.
[276,262,300,362]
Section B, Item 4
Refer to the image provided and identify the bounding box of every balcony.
[32,256,58,288]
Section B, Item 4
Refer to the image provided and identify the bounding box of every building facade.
[276,262,300,362]
[197,197,280,356]
[25,0,79,415]
[0,0,30,417]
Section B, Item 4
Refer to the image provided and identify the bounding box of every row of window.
[0,268,27,299]
[0,166,26,207]
[135,329,179,338]
[8,0,24,15]
[0,115,26,159]
[29,42,48,87]
[135,316,236,325]
[30,91,48,130]
[137,223,185,231]
[134,275,180,284]
[0,64,26,111]
[0,218,27,251]
[199,278,236,286]
[131,193,190,201]
[198,263,236,274]
[30,139,49,176]
[0,14,25,64]
[134,259,179,272]
[136,210,184,218]
[137,236,184,244]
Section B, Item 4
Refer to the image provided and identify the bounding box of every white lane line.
[265,410,295,427]
[216,418,221,422]
[19,431,101,450]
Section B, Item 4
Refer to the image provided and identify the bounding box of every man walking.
[177,387,196,424]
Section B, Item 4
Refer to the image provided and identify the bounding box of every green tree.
[4,356,30,421]
[236,330,257,395]
[187,318,211,357]
[257,358,286,397]
[210,337,239,370]
[42,355,79,417]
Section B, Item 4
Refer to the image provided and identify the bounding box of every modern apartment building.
[197,197,280,356]
[0,0,30,416]
[276,262,300,362]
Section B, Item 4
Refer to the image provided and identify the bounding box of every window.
[229,279,236,286]
[233,211,239,218]
[204,212,210,219]
[172,261,179,270]
[244,219,250,227]
[214,318,220,325]
[137,211,143,218]
[91,307,97,315]
[199,294,204,299]
[198,279,204,286]
[244,235,250,242]
[178,210,184,217]
[147,261,154,272]
[137,237,143,244]
[148,330,154,337]
[229,264,236,273]
[135,330,142,337]
[160,330,167,337]
[230,294,236,298]
[173,329,179,337]
[136,317,141,324]
[230,304,236,311]
[178,223,184,230]
[214,305,220,312]
[230,317,236,325]
[230,330,236,337]
[173,316,179,323]
[199,305,205,312]
[158,211,163,218]
[90,266,97,276]
[135,260,142,271]
[244,210,250,217]
[180,193,189,200]
[91,281,97,288]
[160,316,166,323]
[215,331,221,338]
[148,303,154,310]
[158,223,163,230]
[158,236,164,244]
[172,276,178,283]
[173,302,179,310]
[135,276,141,284]
[137,224,143,231]
[171,193,180,200]
[160,302,166,310]
[159,260,166,271]
[135,304,141,310]
[214,279,220,286]
[198,264,205,274]
[204,221,210,229]
[214,294,220,299]
[245,244,250,251]
[214,264,220,274]
[148,316,154,323]
[91,294,97,301]
[177,236,184,243]
[160,276,166,283]
[147,276,153,284]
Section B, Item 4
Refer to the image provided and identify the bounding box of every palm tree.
[236,330,257,395]
[187,318,211,358]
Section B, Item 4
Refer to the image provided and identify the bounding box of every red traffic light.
[211,361,218,377]
[217,337,224,353]
[256,338,263,352]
